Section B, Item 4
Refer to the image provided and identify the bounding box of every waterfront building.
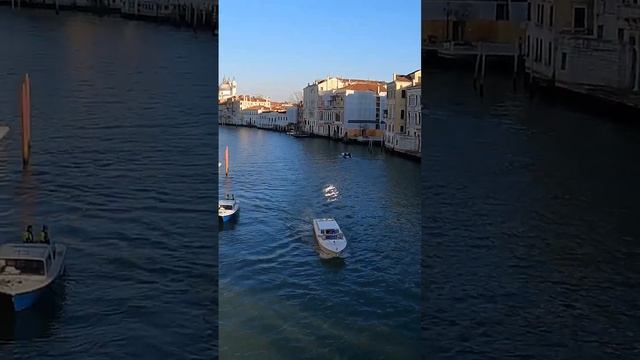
[423,0,528,56]
[218,76,237,101]
[316,83,387,141]
[384,70,422,155]
[302,77,386,137]
[218,94,271,125]
[406,84,422,153]
[525,0,640,93]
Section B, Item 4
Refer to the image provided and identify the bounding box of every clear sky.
[219,0,421,102]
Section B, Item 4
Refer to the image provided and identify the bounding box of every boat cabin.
[315,219,344,240]
[0,244,55,278]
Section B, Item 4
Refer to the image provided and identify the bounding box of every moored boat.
[218,193,239,222]
[0,242,66,312]
[312,218,347,258]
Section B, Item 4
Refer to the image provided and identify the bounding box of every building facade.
[525,0,640,91]
[302,77,386,137]
[384,70,422,155]
[423,0,528,48]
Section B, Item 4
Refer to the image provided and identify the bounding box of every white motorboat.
[312,218,347,258]
[0,242,66,311]
[218,194,239,222]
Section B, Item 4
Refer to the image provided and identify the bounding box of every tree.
[288,91,303,103]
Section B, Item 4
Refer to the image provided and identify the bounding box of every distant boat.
[340,152,352,158]
[0,242,66,312]
[218,194,239,222]
[312,218,347,258]
[290,131,310,138]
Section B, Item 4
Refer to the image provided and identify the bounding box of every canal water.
[0,9,216,358]
[423,66,640,358]
[218,127,421,359]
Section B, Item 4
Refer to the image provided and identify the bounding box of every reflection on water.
[219,127,421,359]
[322,184,339,202]
[0,9,217,358]
[0,278,66,341]
[423,67,640,358]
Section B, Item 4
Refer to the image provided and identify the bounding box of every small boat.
[312,218,347,258]
[340,152,352,158]
[218,194,239,222]
[290,131,310,138]
[0,242,66,312]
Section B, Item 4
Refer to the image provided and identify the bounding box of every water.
[423,66,640,359]
[218,127,421,359]
[0,9,217,358]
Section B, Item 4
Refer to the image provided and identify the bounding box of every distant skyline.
[219,0,420,101]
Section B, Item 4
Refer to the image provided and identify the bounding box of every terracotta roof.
[245,105,270,111]
[338,83,387,93]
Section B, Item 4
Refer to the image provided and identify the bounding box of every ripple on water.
[219,127,421,359]
[0,10,217,358]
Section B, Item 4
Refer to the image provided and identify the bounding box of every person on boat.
[23,225,34,243]
[39,225,50,244]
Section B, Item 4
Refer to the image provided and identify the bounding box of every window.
[527,35,531,56]
[527,2,531,21]
[541,4,545,26]
[573,6,586,29]
[401,90,406,98]
[618,28,625,43]
[496,3,509,21]
[597,25,604,39]
[547,41,552,66]
[549,5,554,27]
[561,52,567,70]
[400,110,405,120]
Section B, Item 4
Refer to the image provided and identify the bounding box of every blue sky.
[219,0,421,101]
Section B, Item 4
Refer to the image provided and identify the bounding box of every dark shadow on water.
[0,277,66,342]
[318,256,346,272]
[218,212,240,232]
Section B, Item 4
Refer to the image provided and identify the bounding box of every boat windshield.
[322,229,342,240]
[221,205,233,210]
[0,259,45,276]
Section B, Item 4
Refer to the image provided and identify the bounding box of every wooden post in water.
[480,46,486,98]
[21,74,32,169]
[224,145,229,177]
[473,51,480,91]
[513,40,518,92]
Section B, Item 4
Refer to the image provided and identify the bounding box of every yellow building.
[423,0,527,52]
[384,70,421,154]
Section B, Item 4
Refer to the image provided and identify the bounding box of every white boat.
[312,218,347,258]
[218,194,239,222]
[0,242,66,312]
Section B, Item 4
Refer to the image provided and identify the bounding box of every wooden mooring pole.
[479,48,486,98]
[513,41,518,92]
[21,74,32,169]
[473,51,480,91]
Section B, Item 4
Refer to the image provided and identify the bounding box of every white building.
[316,83,387,140]
[218,76,237,101]
[303,76,387,137]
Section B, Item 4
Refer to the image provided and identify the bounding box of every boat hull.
[218,209,238,223]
